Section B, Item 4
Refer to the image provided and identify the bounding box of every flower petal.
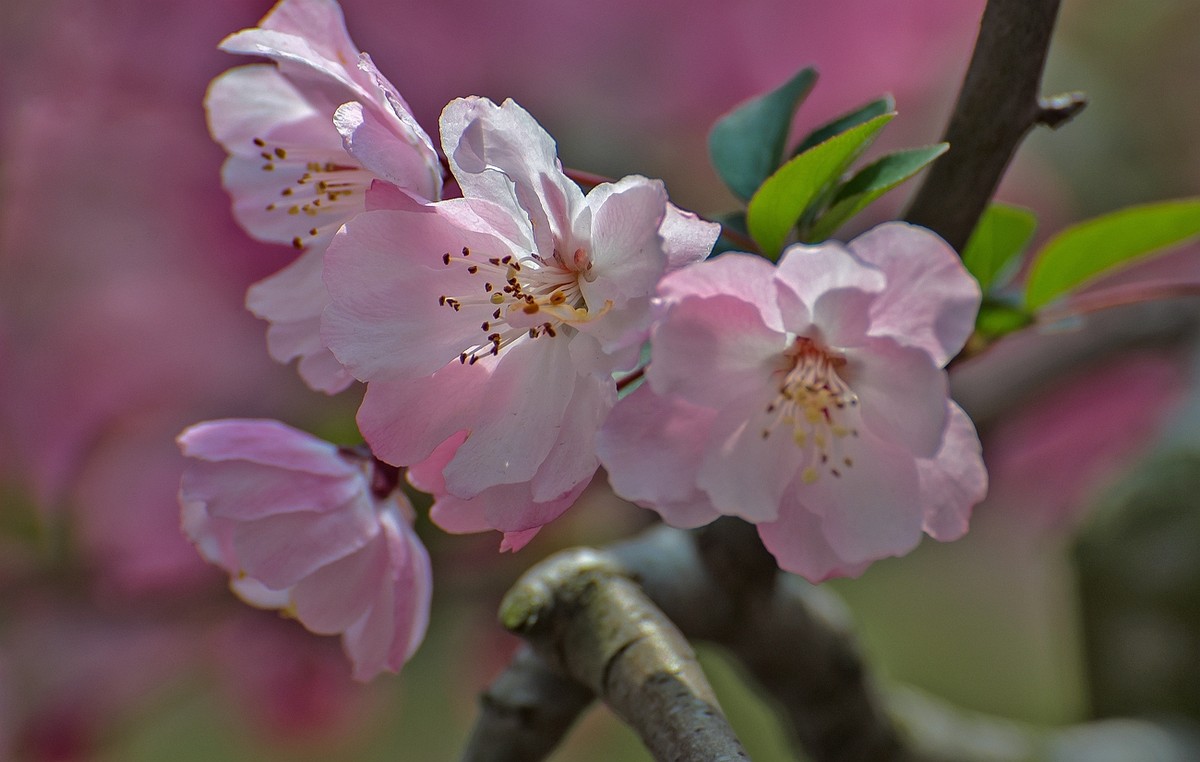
[658,252,783,331]
[231,499,379,590]
[756,500,873,582]
[792,430,924,566]
[849,222,980,365]
[598,385,723,529]
[577,175,668,310]
[919,402,987,541]
[774,242,885,346]
[322,203,519,380]
[660,203,720,270]
[697,389,806,523]
[334,100,440,200]
[845,336,948,457]
[646,293,785,409]
[441,97,583,255]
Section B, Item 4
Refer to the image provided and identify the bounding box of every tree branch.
[498,548,750,762]
[904,0,1086,251]
[459,645,594,762]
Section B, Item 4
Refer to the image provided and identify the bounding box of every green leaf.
[1025,199,1200,310]
[708,67,818,202]
[805,143,948,242]
[746,112,894,258]
[975,299,1033,339]
[793,95,895,155]
[961,203,1038,292]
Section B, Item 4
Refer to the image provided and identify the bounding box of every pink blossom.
[323,97,718,545]
[206,0,442,392]
[598,222,987,581]
[178,419,432,681]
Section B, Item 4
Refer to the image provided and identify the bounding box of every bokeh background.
[2,0,1199,759]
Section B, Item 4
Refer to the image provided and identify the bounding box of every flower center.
[438,246,600,364]
[762,337,859,484]
[252,136,373,250]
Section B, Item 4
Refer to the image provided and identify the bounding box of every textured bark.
[904,0,1084,251]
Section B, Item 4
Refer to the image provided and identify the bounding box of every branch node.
[1036,91,1088,129]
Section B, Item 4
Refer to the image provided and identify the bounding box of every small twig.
[499,549,750,762]
[459,646,594,762]
[904,0,1084,251]
[1036,282,1200,326]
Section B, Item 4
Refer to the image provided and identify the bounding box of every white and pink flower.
[597,222,987,581]
[178,419,431,681]
[323,97,718,547]
[205,0,441,392]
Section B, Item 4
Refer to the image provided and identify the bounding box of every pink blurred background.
[1,0,1197,759]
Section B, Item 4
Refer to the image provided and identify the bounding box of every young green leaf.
[804,143,947,242]
[1025,199,1200,309]
[746,112,894,258]
[792,95,895,155]
[707,67,818,202]
[961,203,1038,292]
[975,300,1034,340]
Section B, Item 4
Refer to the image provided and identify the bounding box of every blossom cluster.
[181,0,986,680]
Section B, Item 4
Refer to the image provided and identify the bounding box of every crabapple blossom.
[323,97,718,546]
[206,0,441,392]
[597,222,987,582]
[178,419,431,681]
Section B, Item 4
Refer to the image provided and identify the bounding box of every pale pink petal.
[255,0,360,70]
[919,402,987,541]
[850,222,981,366]
[290,531,388,634]
[405,431,467,498]
[431,478,590,538]
[757,501,872,583]
[500,529,542,552]
[342,510,432,680]
[246,246,354,394]
[697,390,806,523]
[231,500,379,589]
[577,176,668,310]
[178,419,355,476]
[180,497,238,571]
[441,337,576,497]
[206,65,323,156]
[355,366,483,467]
[660,203,720,270]
[646,294,785,409]
[774,242,885,345]
[597,385,723,529]
[333,100,441,200]
[183,459,361,520]
[529,373,612,503]
[441,97,583,254]
[322,204,521,380]
[792,431,924,566]
[657,253,784,331]
[845,336,948,457]
[219,27,364,100]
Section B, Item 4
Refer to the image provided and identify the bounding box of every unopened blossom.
[206,0,441,392]
[323,97,718,546]
[178,419,432,681]
[597,222,987,581]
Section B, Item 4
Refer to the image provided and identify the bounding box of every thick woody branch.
[498,549,750,762]
[459,645,594,762]
[613,520,909,761]
[904,0,1085,251]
